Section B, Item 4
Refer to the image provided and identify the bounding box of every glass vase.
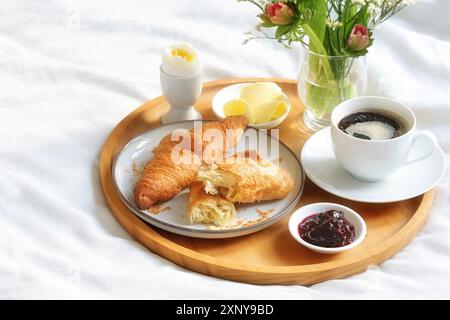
[298,46,367,131]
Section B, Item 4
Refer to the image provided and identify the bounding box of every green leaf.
[346,48,368,57]
[302,23,333,80]
[258,13,271,24]
[275,25,290,39]
[327,27,340,56]
[300,0,328,49]
[260,22,276,28]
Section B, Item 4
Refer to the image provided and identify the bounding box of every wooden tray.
[100,78,434,285]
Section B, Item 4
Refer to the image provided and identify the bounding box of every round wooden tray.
[100,78,434,285]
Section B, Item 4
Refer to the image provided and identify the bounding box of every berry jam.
[298,210,355,248]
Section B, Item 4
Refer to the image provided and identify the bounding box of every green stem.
[301,23,333,80]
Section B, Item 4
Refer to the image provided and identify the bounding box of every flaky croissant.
[134,116,248,210]
[196,152,294,203]
[188,181,236,226]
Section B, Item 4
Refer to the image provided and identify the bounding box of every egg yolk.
[171,48,193,62]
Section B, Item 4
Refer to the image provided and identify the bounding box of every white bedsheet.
[0,0,449,299]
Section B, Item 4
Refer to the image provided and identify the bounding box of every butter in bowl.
[212,82,291,129]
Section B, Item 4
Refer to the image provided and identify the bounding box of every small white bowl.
[212,83,291,129]
[288,202,367,254]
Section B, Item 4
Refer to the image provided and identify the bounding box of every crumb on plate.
[147,204,171,215]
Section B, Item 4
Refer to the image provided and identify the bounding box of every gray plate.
[113,121,304,238]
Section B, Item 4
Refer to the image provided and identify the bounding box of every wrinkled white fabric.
[0,0,449,299]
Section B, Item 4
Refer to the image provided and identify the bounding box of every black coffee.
[338,112,406,140]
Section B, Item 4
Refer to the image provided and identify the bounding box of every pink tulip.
[265,2,295,25]
[347,24,370,51]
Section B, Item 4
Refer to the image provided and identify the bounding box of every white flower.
[385,0,416,8]
[384,0,394,7]
[326,18,343,30]
[368,3,379,14]
[370,0,383,6]
[372,0,416,10]
[402,0,416,5]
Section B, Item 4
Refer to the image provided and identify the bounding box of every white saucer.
[301,127,446,203]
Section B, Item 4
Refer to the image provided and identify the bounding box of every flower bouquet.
[238,0,414,130]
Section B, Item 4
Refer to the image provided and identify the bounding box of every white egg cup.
[160,66,202,124]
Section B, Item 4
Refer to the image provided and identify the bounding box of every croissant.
[188,181,236,226]
[196,152,294,203]
[134,116,248,209]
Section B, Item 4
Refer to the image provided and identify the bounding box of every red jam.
[298,210,355,248]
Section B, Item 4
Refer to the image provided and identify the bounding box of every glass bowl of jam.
[288,203,367,254]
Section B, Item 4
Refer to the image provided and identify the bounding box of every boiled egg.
[161,42,201,77]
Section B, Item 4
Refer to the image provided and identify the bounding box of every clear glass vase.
[298,46,367,131]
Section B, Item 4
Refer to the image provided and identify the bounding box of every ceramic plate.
[211,83,291,129]
[301,127,446,203]
[113,121,304,238]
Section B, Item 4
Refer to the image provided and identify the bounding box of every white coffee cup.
[331,96,437,181]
